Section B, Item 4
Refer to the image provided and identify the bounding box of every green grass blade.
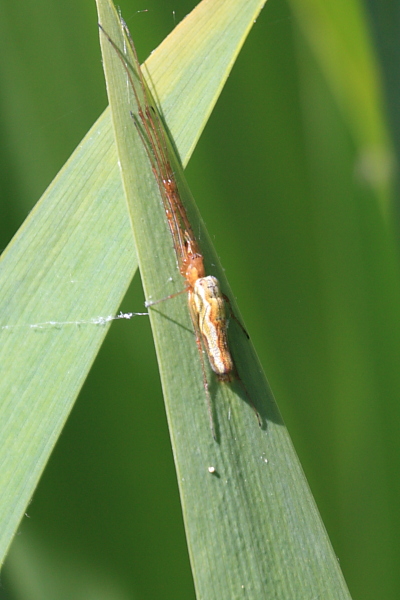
[0,0,272,570]
[288,0,394,216]
[0,111,136,562]
[98,0,352,598]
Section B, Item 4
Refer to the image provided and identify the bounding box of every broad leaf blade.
[0,0,275,569]
[0,112,136,561]
[98,0,352,599]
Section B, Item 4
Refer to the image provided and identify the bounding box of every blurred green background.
[0,0,399,599]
